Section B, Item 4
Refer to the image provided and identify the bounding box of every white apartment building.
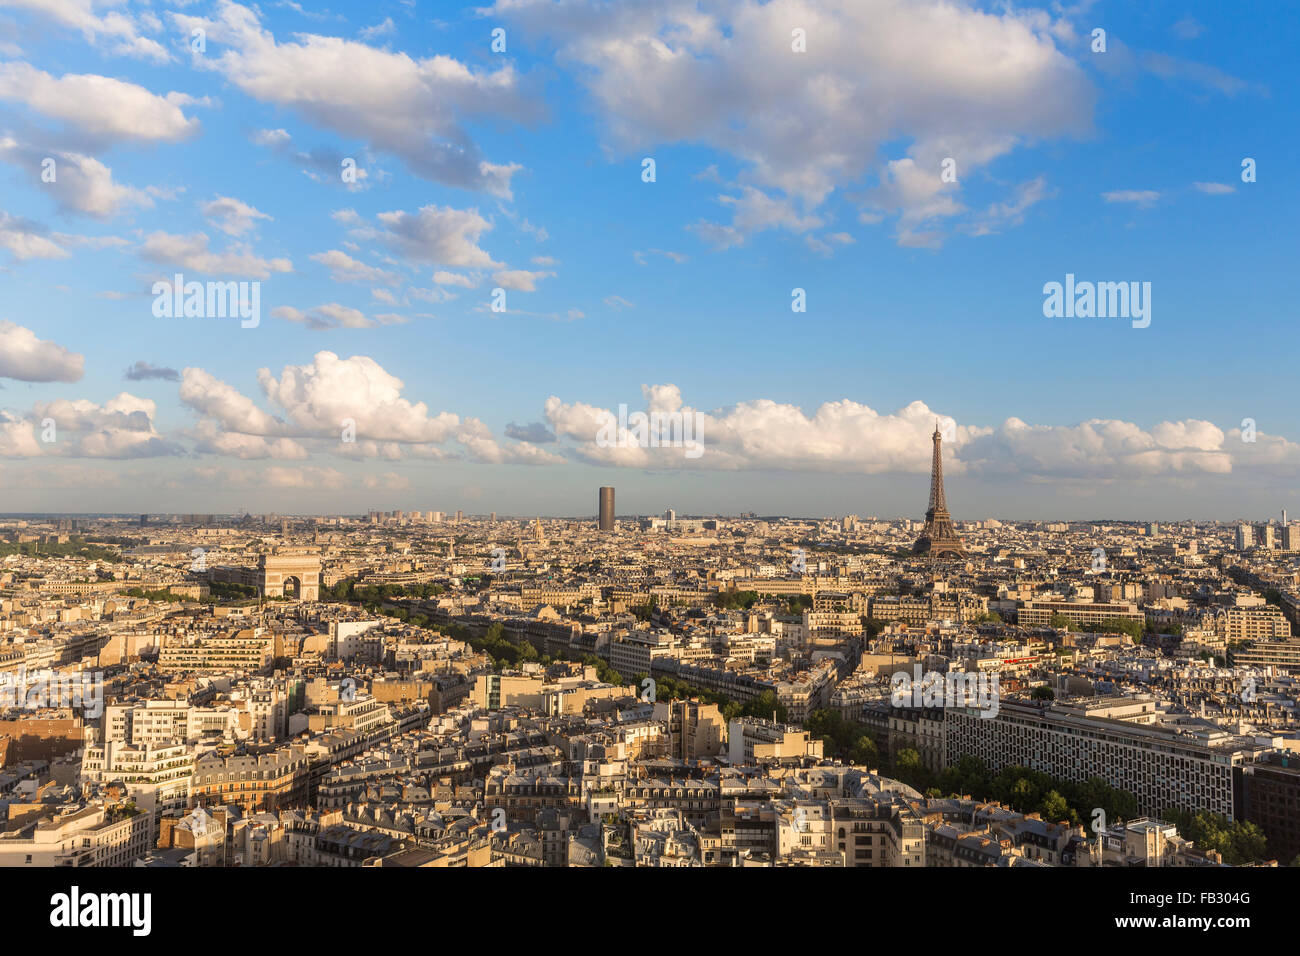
[609,630,679,677]
[0,802,152,867]
[81,740,195,837]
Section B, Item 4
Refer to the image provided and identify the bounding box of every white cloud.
[191,420,309,460]
[0,211,69,260]
[257,350,460,443]
[356,205,499,268]
[310,249,399,285]
[542,386,1257,479]
[0,62,201,142]
[0,138,153,218]
[455,417,565,464]
[0,410,41,456]
[1102,189,1161,208]
[432,270,477,287]
[179,367,285,435]
[139,231,292,278]
[171,1,539,195]
[494,0,1092,244]
[0,320,84,381]
[492,268,551,291]
[13,392,179,458]
[272,303,405,330]
[201,196,272,236]
[0,0,171,62]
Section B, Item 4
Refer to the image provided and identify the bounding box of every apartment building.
[609,630,679,678]
[191,748,312,813]
[80,740,195,836]
[829,798,926,867]
[888,706,947,774]
[945,699,1252,818]
[1216,605,1292,642]
[0,801,151,867]
[775,659,837,724]
[157,631,274,672]
[654,698,727,760]
[727,718,824,766]
[1017,600,1145,629]
[1232,640,1300,673]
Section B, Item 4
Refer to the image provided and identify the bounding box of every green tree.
[1040,790,1072,824]
[849,735,880,768]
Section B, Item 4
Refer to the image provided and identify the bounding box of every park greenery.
[0,537,123,563]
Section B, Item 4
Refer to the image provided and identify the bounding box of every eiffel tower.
[913,423,966,560]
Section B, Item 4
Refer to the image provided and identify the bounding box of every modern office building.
[1237,523,1254,551]
[598,486,615,532]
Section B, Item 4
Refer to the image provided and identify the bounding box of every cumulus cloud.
[0,62,201,142]
[455,417,565,464]
[138,231,292,278]
[12,392,181,458]
[353,205,499,269]
[0,0,171,62]
[180,366,285,435]
[0,210,70,260]
[178,352,556,466]
[0,320,84,381]
[201,196,272,236]
[960,418,1232,479]
[493,0,1092,245]
[191,420,309,460]
[171,0,539,195]
[540,385,1265,479]
[310,249,399,285]
[257,351,460,444]
[492,268,551,291]
[0,410,42,457]
[0,138,154,218]
[271,303,405,330]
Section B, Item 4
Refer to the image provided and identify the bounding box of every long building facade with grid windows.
[945,698,1258,819]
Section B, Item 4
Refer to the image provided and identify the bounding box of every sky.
[0,0,1296,520]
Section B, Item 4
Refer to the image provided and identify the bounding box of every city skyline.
[1,1,1297,515]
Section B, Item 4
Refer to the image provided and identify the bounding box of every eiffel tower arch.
[913,424,967,560]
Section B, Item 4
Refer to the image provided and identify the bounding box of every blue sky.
[0,0,1296,519]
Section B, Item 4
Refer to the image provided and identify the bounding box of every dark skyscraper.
[913,424,966,559]
[598,487,615,531]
